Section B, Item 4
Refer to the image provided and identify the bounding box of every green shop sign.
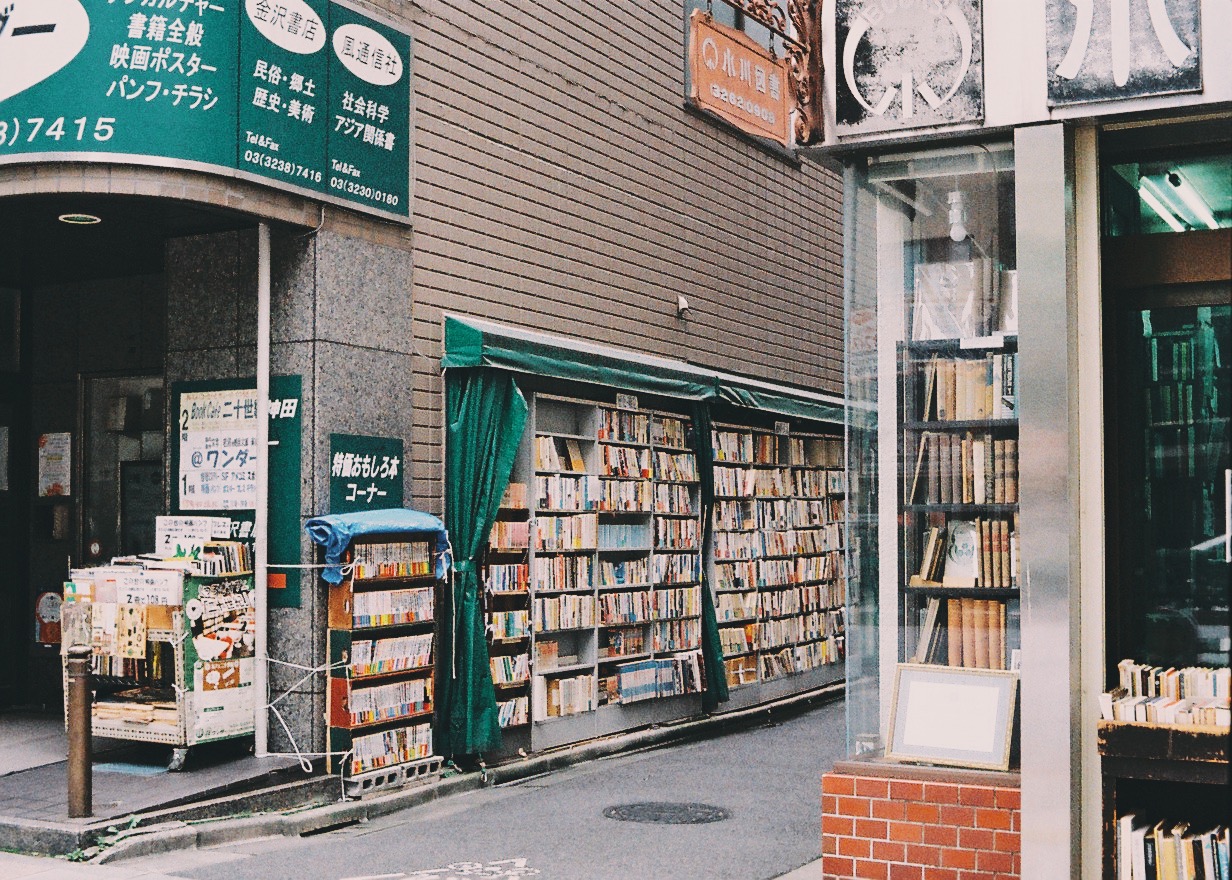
[0,0,410,221]
[329,433,403,513]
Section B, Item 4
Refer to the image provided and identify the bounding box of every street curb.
[93,682,842,865]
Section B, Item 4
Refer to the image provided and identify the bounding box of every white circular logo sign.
[332,23,402,87]
[245,0,325,55]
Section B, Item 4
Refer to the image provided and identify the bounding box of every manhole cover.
[602,802,731,824]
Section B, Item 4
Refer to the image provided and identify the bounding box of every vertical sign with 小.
[329,433,404,513]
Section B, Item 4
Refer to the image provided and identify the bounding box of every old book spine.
[961,599,978,668]
[947,598,963,667]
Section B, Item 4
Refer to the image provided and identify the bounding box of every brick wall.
[821,765,1021,880]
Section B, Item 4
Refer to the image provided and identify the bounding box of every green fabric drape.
[690,401,730,711]
[438,368,529,756]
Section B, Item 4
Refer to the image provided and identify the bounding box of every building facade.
[0,1,845,763]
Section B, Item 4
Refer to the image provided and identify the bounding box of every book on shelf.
[937,598,1006,670]
[941,520,980,587]
[912,597,944,663]
[500,482,528,509]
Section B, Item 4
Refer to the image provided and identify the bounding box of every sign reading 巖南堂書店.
[0,0,411,221]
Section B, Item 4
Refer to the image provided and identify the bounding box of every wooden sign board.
[688,10,792,147]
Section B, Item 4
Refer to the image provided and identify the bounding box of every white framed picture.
[886,663,1018,771]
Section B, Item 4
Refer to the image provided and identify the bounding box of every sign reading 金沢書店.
[687,10,792,148]
[0,0,411,220]
[834,0,984,136]
[329,433,404,513]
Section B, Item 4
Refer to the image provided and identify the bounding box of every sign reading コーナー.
[688,10,792,147]
[329,433,404,513]
[0,0,411,220]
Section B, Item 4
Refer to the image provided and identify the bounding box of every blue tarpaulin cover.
[305,509,452,584]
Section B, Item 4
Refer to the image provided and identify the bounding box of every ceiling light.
[1138,177,1185,233]
[58,213,102,225]
[947,190,967,242]
[1166,171,1219,230]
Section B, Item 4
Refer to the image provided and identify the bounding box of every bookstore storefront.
[818,2,1230,879]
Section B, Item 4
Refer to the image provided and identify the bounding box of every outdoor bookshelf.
[326,535,441,796]
[711,425,847,701]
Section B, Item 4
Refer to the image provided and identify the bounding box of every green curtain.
[438,367,529,756]
[689,401,730,711]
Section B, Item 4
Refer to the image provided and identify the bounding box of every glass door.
[1108,293,1230,672]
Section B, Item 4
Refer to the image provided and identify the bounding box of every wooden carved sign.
[688,10,794,147]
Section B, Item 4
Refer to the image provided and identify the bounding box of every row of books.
[712,430,755,462]
[350,721,432,775]
[597,521,648,549]
[536,435,587,473]
[920,352,1018,422]
[489,520,530,551]
[653,553,700,584]
[490,653,531,684]
[614,651,704,703]
[710,431,842,468]
[655,585,701,619]
[351,541,432,580]
[796,636,844,672]
[913,597,1009,670]
[915,518,1018,589]
[1115,814,1228,880]
[534,673,595,719]
[598,590,653,625]
[497,695,530,728]
[598,409,649,444]
[196,541,254,576]
[753,553,844,587]
[344,678,431,726]
[533,594,596,631]
[601,626,646,658]
[909,432,1019,506]
[720,624,756,655]
[655,483,695,515]
[716,591,759,621]
[533,555,592,591]
[653,451,698,482]
[652,416,689,449]
[500,482,528,510]
[486,562,529,593]
[718,583,846,619]
[348,634,433,677]
[600,444,651,478]
[653,618,701,652]
[598,478,652,512]
[713,466,840,499]
[597,557,648,587]
[654,517,698,549]
[758,614,840,651]
[1102,691,1231,728]
[351,587,434,629]
[784,436,843,468]
[536,474,599,510]
[535,513,598,551]
[1116,660,1231,701]
[488,610,530,640]
[750,498,843,530]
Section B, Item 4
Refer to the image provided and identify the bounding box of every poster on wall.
[171,377,303,608]
[37,431,71,496]
[177,388,261,511]
[329,433,403,513]
[834,0,984,136]
[1046,0,1201,106]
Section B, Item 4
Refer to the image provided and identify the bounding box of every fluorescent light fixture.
[58,213,102,225]
[1138,177,1185,233]
[1167,171,1220,230]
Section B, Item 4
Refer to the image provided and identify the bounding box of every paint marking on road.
[344,859,541,880]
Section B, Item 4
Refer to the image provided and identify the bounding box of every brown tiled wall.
[820,771,1021,880]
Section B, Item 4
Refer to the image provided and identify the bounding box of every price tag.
[616,393,639,411]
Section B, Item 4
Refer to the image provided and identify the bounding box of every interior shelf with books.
[325,533,442,795]
[710,424,847,698]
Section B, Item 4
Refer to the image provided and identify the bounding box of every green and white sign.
[329,433,403,513]
[0,0,410,220]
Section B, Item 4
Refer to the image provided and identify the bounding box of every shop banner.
[0,0,411,220]
[329,433,403,513]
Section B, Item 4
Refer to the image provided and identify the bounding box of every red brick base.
[821,762,1021,880]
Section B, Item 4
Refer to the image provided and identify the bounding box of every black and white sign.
[835,0,984,136]
[1046,0,1201,106]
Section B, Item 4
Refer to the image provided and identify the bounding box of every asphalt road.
[129,697,844,880]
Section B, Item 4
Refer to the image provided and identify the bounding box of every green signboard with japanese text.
[0,0,410,221]
[329,433,403,513]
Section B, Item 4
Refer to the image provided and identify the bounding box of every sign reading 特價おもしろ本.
[0,0,411,220]
[329,433,404,513]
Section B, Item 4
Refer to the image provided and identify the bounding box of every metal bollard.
[62,601,93,819]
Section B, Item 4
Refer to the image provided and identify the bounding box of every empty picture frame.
[886,663,1018,771]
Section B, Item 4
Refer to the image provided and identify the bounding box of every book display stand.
[61,558,256,771]
[325,535,442,796]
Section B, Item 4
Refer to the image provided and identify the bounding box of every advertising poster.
[37,431,71,497]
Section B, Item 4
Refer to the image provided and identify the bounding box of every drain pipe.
[255,222,271,758]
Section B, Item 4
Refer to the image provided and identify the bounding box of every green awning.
[442,316,844,425]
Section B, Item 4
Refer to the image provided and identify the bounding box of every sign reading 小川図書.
[0,0,411,220]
